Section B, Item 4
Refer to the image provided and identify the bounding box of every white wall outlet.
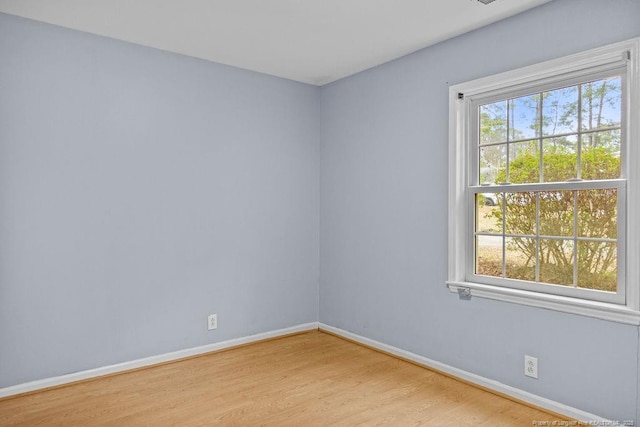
[207,314,218,330]
[524,355,538,379]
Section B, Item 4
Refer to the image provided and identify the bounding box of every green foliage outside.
[487,147,619,291]
[478,77,621,292]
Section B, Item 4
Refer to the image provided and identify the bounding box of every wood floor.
[0,330,566,426]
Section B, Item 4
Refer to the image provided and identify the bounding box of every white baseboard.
[318,323,607,423]
[0,321,612,422]
[0,322,319,399]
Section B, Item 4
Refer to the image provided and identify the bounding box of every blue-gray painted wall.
[0,13,319,388]
[320,0,640,421]
[2,0,640,421]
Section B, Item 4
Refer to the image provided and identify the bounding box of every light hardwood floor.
[0,330,567,426]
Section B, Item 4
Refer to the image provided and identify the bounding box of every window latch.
[457,287,472,298]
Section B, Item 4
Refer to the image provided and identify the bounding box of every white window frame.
[447,38,640,325]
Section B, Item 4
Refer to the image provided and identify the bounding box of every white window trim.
[447,38,640,325]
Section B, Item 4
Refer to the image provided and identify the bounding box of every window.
[447,39,640,324]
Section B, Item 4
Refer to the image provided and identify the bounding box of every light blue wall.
[320,0,640,421]
[0,13,319,388]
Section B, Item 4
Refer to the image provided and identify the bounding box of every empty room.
[1,0,640,424]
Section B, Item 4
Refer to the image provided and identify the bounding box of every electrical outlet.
[207,314,218,330]
[524,355,538,379]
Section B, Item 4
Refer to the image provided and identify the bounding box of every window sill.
[446,281,640,325]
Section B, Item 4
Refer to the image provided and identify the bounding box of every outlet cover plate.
[524,355,538,379]
[208,314,218,330]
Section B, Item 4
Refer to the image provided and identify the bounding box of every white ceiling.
[0,0,552,85]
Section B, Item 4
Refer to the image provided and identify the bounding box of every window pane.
[509,94,539,140]
[581,77,622,131]
[468,64,626,301]
[504,192,536,236]
[577,189,617,239]
[539,239,574,286]
[476,194,502,233]
[480,101,507,145]
[539,190,574,237]
[509,140,539,183]
[476,235,503,278]
[542,136,578,182]
[582,130,621,180]
[543,86,578,136]
[577,241,617,292]
[480,144,506,184]
[505,237,536,281]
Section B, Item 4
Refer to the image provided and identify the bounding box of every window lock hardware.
[457,287,472,298]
